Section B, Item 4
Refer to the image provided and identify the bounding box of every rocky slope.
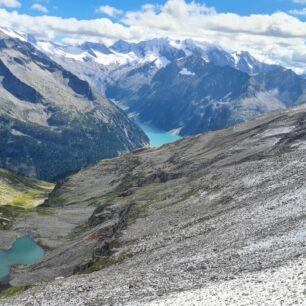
[0,29,148,181]
[3,103,306,305]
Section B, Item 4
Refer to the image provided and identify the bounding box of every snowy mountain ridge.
[24,33,272,74]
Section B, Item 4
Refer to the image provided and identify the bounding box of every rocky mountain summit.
[3,103,306,305]
[0,28,148,182]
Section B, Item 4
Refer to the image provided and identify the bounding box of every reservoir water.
[112,101,182,147]
[0,237,44,280]
[138,123,182,147]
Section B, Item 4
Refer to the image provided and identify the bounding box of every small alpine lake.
[138,122,182,147]
[0,237,44,280]
[112,100,182,147]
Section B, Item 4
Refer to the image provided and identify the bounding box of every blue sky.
[12,0,306,19]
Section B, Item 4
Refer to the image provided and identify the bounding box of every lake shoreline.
[112,100,182,148]
[136,122,182,147]
[0,236,45,283]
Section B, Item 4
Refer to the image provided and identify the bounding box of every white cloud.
[0,8,132,42]
[1,0,306,72]
[96,5,123,17]
[292,0,306,3]
[289,7,306,16]
[31,3,48,13]
[0,0,20,8]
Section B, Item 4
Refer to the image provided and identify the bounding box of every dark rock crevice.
[0,59,43,104]
[74,203,133,274]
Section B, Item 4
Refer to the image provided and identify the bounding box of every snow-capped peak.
[111,40,136,54]
[79,42,112,55]
[230,50,264,74]
[0,27,27,42]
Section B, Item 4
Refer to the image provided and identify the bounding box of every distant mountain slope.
[108,56,306,136]
[0,29,148,181]
[31,35,306,137]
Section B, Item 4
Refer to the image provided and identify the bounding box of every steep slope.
[0,30,148,181]
[122,56,253,135]
[4,103,306,305]
[112,56,301,136]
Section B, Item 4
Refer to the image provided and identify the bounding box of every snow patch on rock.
[179,68,195,76]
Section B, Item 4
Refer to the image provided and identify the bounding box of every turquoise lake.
[112,101,181,147]
[0,237,44,280]
[138,123,182,147]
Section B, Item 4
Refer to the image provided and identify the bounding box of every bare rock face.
[0,30,148,181]
[3,104,306,305]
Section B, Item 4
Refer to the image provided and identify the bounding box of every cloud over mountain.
[0,0,306,72]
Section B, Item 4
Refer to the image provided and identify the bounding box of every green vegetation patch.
[69,223,89,239]
[0,285,33,299]
[79,251,134,274]
[0,168,54,209]
[0,205,28,230]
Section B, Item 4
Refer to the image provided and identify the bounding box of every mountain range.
[1,26,306,175]
[0,28,148,181]
[32,35,306,136]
